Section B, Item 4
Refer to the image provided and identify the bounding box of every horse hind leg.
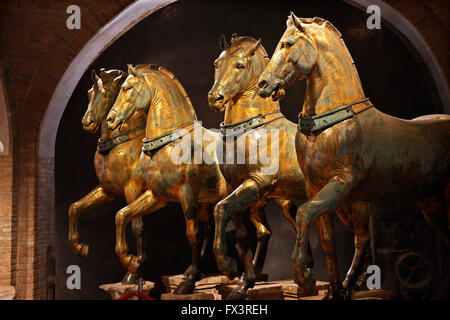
[183,203,212,277]
[275,199,314,269]
[249,203,271,281]
[174,184,202,295]
[122,184,146,284]
[417,191,450,247]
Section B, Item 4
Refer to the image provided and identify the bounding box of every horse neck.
[303,38,365,117]
[224,57,279,124]
[144,75,197,139]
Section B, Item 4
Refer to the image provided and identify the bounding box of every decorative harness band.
[298,98,373,134]
[220,110,284,138]
[142,121,195,156]
[97,125,146,154]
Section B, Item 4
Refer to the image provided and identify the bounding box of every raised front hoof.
[71,243,89,258]
[121,271,139,285]
[226,288,248,300]
[174,279,196,295]
[119,254,140,274]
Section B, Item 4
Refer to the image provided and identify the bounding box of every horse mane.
[134,64,194,111]
[300,17,342,38]
[99,68,127,83]
[229,35,269,58]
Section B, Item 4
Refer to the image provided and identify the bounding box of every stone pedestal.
[161,274,239,300]
[0,286,15,300]
[161,292,217,300]
[99,281,154,300]
[218,279,329,300]
[217,281,284,300]
[351,289,397,300]
[280,280,329,300]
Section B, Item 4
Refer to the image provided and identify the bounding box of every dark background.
[55,0,444,299]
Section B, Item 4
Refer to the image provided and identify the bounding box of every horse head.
[208,34,268,112]
[82,68,127,133]
[106,64,151,131]
[258,13,321,100]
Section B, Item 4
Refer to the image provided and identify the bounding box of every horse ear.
[248,39,261,56]
[290,12,305,33]
[219,34,229,51]
[91,70,96,82]
[128,64,141,78]
[113,71,127,83]
[99,68,106,78]
[91,70,99,91]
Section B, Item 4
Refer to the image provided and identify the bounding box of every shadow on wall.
[55,0,438,299]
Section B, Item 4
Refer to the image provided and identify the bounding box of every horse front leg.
[115,190,165,273]
[174,184,202,295]
[249,203,271,281]
[228,212,255,300]
[315,213,341,299]
[213,178,264,279]
[294,178,357,296]
[68,185,115,258]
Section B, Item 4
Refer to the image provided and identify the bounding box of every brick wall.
[0,0,448,299]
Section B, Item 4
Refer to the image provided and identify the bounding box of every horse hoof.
[340,287,353,300]
[121,272,139,285]
[226,289,247,300]
[120,254,140,273]
[77,244,89,258]
[174,279,196,295]
[323,281,344,300]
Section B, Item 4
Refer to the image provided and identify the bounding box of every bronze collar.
[298,98,373,135]
[141,121,195,156]
[220,110,284,138]
[97,125,146,154]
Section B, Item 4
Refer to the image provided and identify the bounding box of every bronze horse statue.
[258,13,450,295]
[208,34,370,299]
[106,64,300,295]
[69,68,147,284]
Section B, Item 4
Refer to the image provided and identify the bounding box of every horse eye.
[214,61,218,68]
[236,63,245,70]
[282,42,293,49]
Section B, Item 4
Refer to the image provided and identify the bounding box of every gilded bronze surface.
[105,64,295,295]
[69,68,147,284]
[258,13,450,296]
[208,34,366,299]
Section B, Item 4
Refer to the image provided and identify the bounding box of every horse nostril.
[106,116,114,123]
[258,80,268,89]
[215,94,224,102]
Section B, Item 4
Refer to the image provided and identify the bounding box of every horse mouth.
[212,98,229,113]
[83,122,100,133]
[271,84,286,101]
